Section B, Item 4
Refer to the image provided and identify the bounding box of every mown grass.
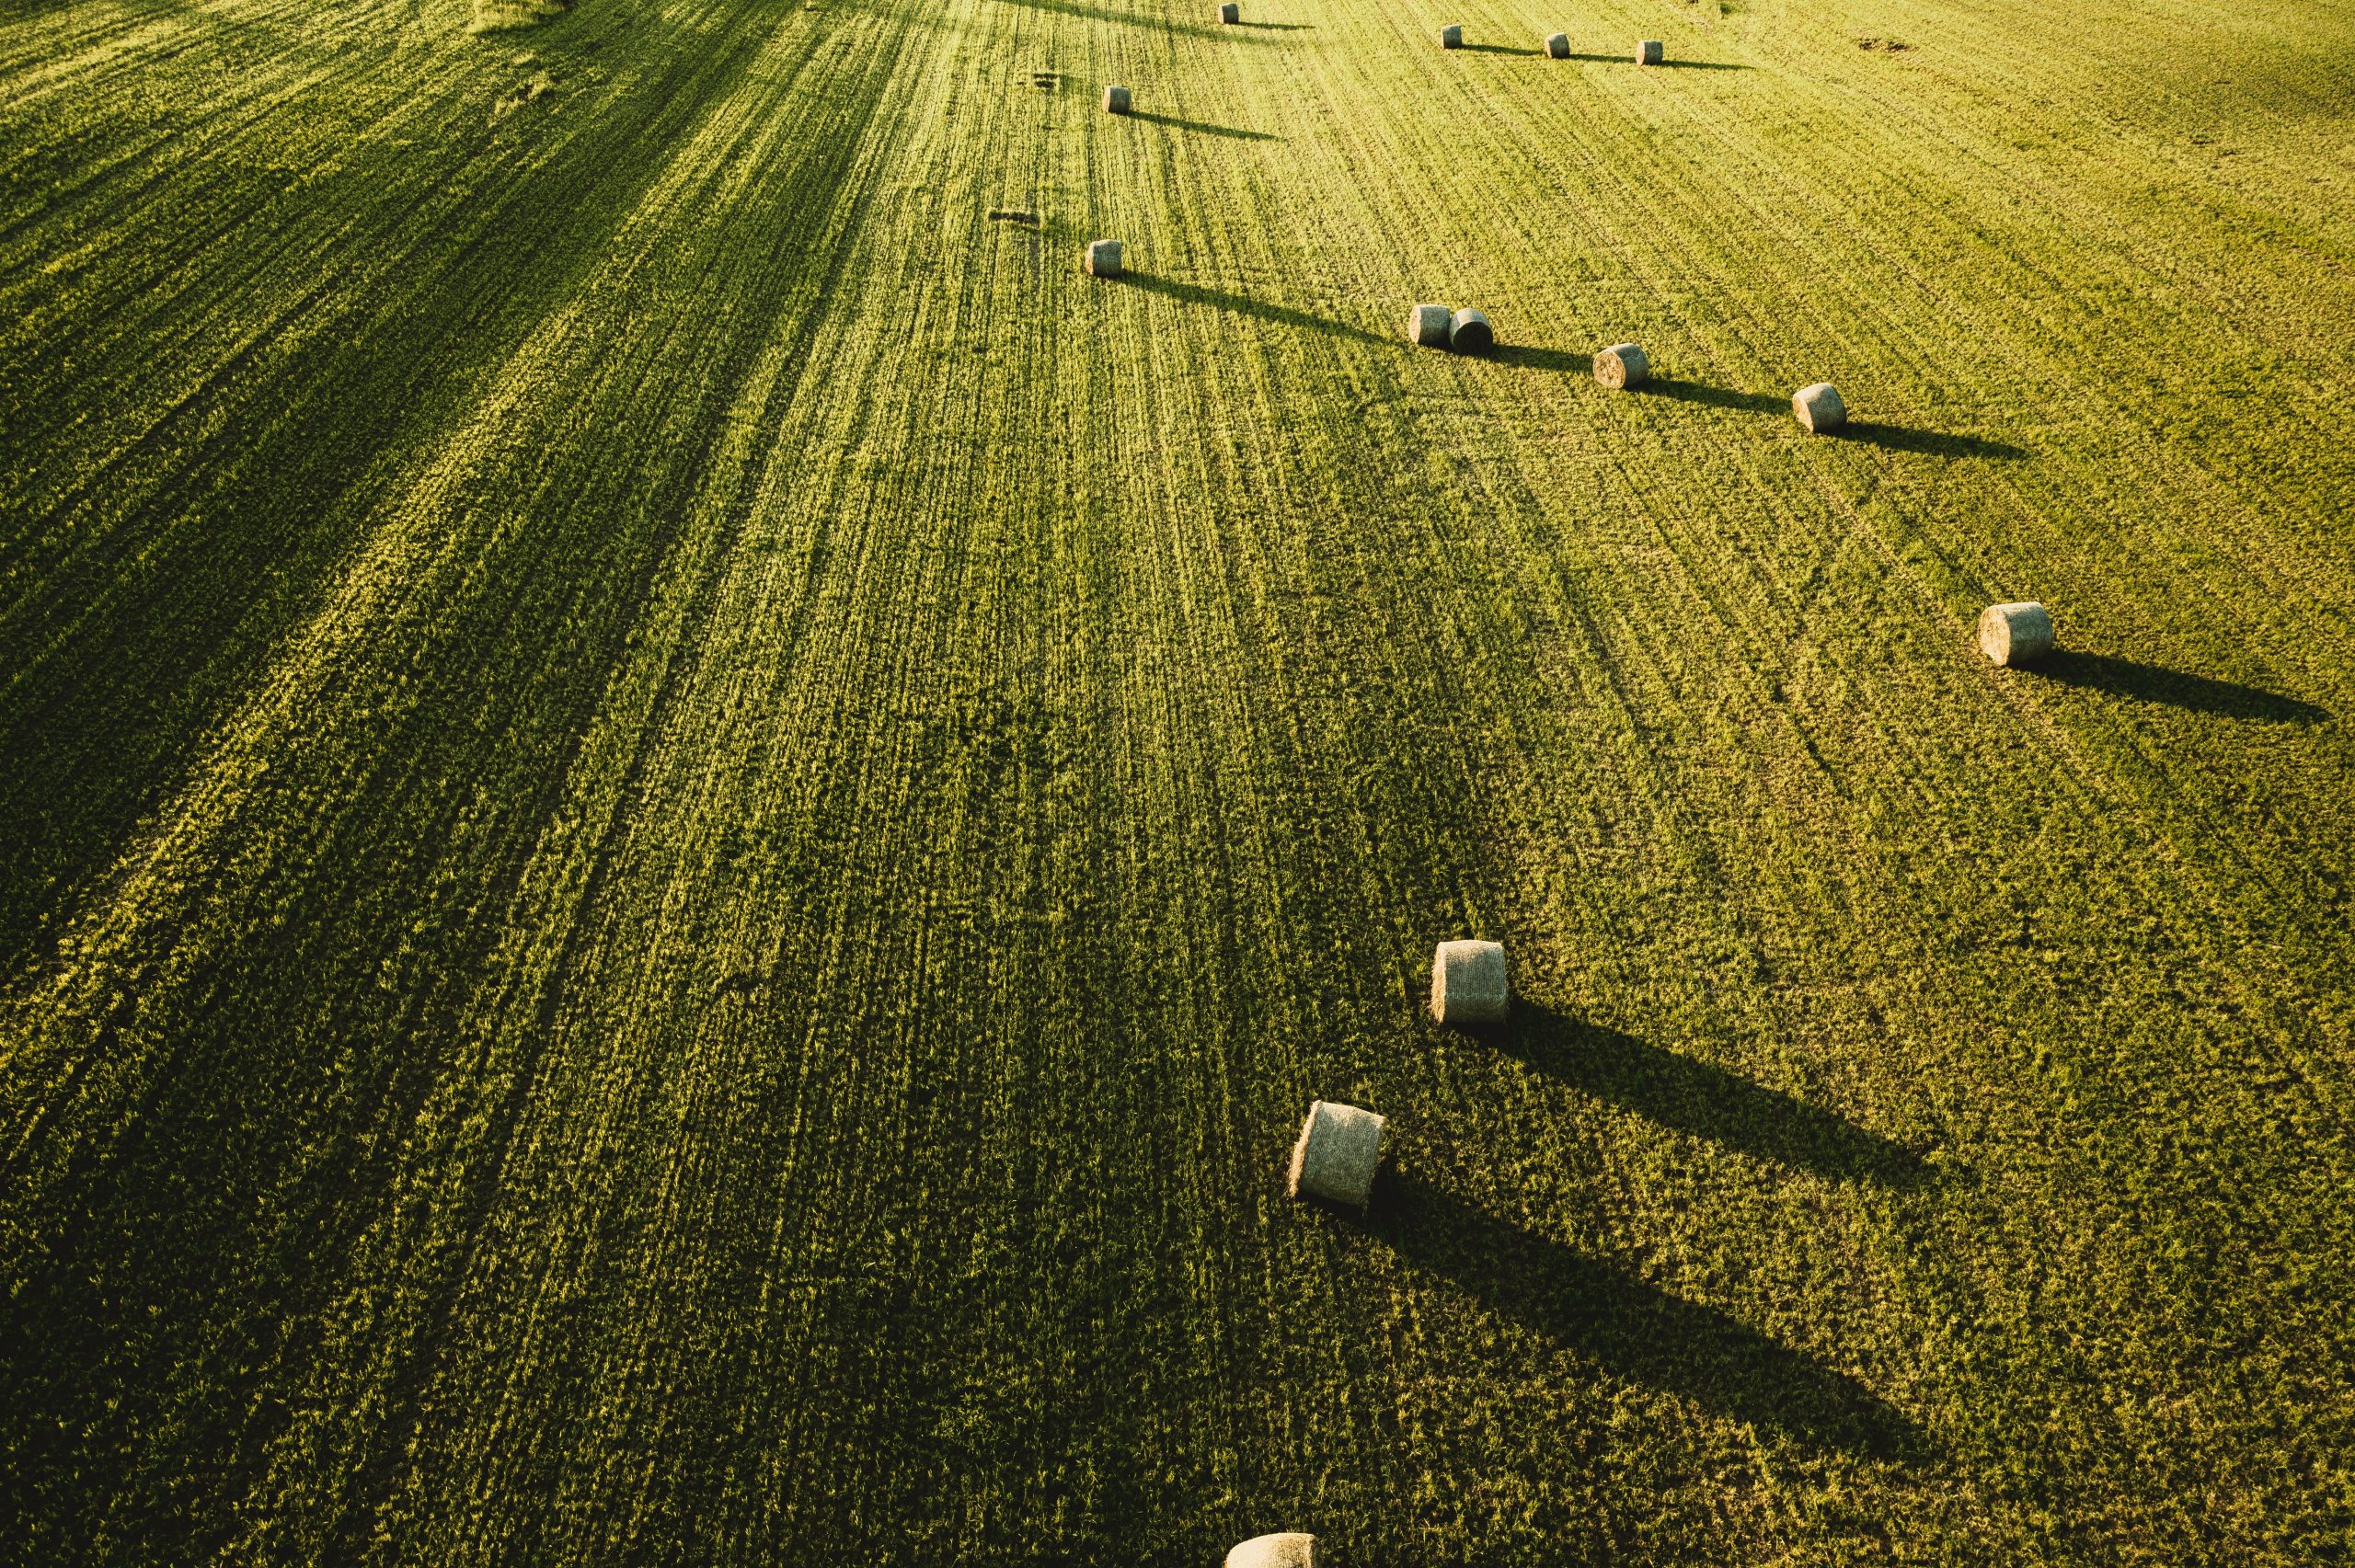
[3,0,2352,1561]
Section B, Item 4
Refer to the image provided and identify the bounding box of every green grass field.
[6,0,2354,1559]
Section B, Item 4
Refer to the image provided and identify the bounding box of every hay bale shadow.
[2028,651,2329,724]
[1488,344,1593,374]
[1836,421,2028,461]
[1368,1172,1929,1459]
[1119,273,1392,347]
[1502,1002,1939,1189]
[1645,378,1787,413]
[1130,110,1280,141]
[993,0,1278,41]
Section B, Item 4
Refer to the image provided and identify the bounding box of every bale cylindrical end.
[1977,601,2054,666]
[1287,1102,1384,1207]
[1793,382,1845,432]
[1085,239,1123,278]
[1439,23,1462,47]
[1225,1533,1321,1568]
[1102,84,1130,113]
[1430,939,1509,1026]
[1595,343,1649,390]
[1218,0,1238,21]
[1407,303,1453,347]
[1448,307,1493,354]
[1545,31,1569,57]
[1637,39,1663,63]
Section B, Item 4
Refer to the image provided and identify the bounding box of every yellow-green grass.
[3,0,2353,1560]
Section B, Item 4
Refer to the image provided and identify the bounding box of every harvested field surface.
[5,0,2354,1561]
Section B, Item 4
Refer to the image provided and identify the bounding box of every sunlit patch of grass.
[467,0,570,37]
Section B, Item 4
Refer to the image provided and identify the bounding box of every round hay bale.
[1439,23,1462,47]
[1226,1534,1321,1568]
[1977,601,2054,666]
[1545,31,1569,57]
[1085,238,1122,278]
[1594,342,1648,390]
[1637,38,1663,64]
[1407,303,1453,347]
[1287,1102,1384,1207]
[1430,939,1508,1025]
[1792,382,1845,433]
[1102,84,1131,113]
[1448,307,1492,354]
[1219,0,1238,21]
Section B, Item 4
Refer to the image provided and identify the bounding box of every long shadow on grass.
[1631,385,2024,456]
[1131,110,1279,141]
[1654,58,1753,71]
[1488,344,1593,374]
[992,0,1277,40]
[1836,421,2028,461]
[0,2,773,977]
[1120,272,1391,347]
[1459,41,1540,54]
[1645,378,1789,414]
[1500,1003,1936,1188]
[1373,1173,1925,1458]
[2027,650,2329,724]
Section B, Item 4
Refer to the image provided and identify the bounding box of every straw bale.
[1430,939,1508,1025]
[1226,1534,1321,1568]
[1977,601,2054,666]
[1594,342,1648,389]
[1792,382,1845,432]
[1287,1102,1384,1207]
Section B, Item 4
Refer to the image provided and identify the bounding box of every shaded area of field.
[1499,1004,1938,1187]
[1374,1173,1926,1458]
[1119,269,1392,343]
[1128,108,1280,139]
[2028,649,2332,723]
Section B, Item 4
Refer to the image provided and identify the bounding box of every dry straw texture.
[1545,31,1569,57]
[1978,601,2055,666]
[1793,381,1846,432]
[1407,303,1453,346]
[1430,940,1509,1024]
[1102,85,1130,113]
[1448,307,1493,353]
[1287,1101,1384,1207]
[1085,239,1122,277]
[1638,39,1664,63]
[1595,343,1649,389]
[1226,1534,1321,1568]
[1219,1,1238,21]
[1440,24,1462,48]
